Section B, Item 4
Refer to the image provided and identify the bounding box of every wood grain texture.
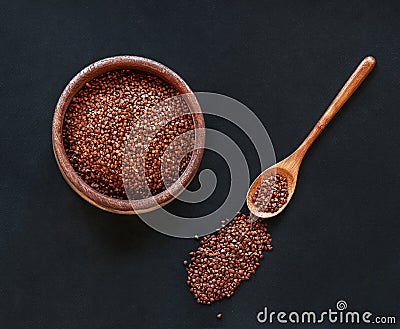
[247,56,376,218]
[52,56,205,214]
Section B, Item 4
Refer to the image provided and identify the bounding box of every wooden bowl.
[52,56,205,214]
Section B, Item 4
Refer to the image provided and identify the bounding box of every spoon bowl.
[247,56,376,218]
[247,152,300,218]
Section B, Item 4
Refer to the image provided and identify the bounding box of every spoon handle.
[297,56,376,156]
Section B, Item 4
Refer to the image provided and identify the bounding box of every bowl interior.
[52,56,205,214]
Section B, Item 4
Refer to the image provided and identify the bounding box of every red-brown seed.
[252,174,289,213]
[62,69,194,199]
[184,213,272,304]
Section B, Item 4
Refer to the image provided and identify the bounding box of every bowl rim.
[52,55,205,214]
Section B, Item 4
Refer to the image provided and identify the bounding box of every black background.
[1,1,399,328]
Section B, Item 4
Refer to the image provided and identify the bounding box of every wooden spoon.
[247,56,376,219]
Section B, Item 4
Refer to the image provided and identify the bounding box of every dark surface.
[1,1,400,328]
